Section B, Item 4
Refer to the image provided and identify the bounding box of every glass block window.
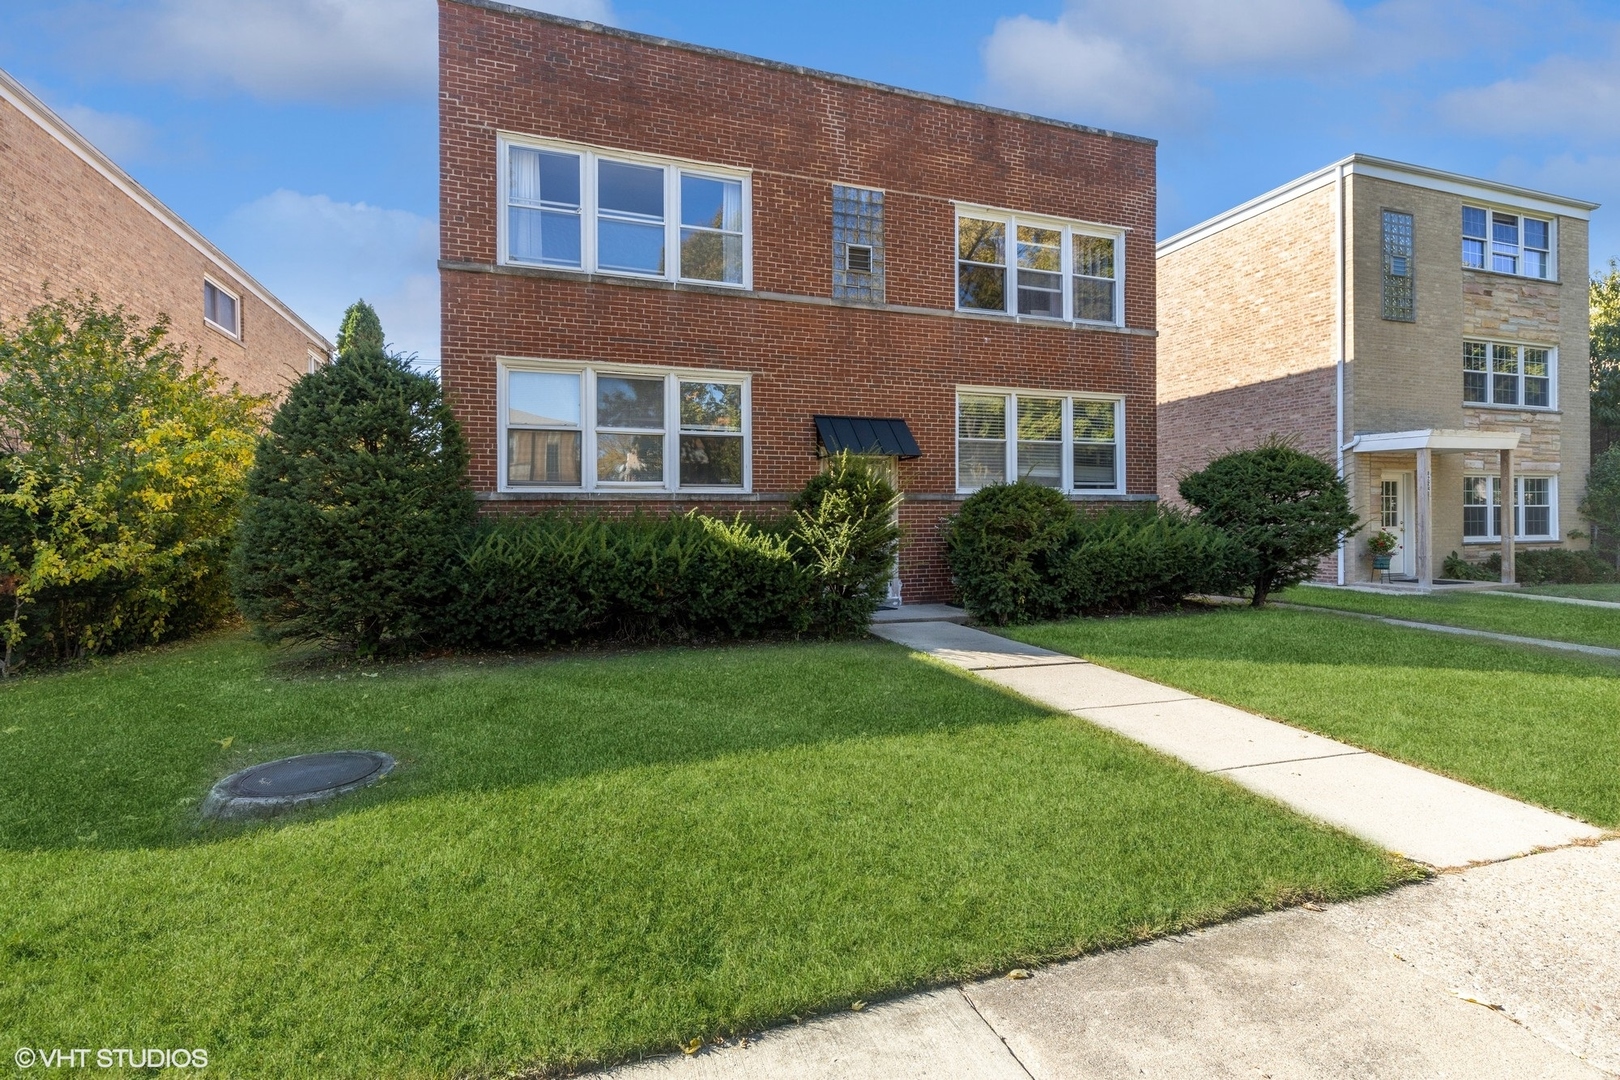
[832,185,885,302]
[1465,340,1555,409]
[1462,204,1551,279]
[1381,210,1415,322]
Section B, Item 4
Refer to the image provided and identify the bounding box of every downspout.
[1335,162,1348,585]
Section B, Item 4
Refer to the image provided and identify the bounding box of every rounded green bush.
[944,483,1075,624]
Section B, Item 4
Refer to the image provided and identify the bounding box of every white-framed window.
[955,205,1124,326]
[307,352,324,374]
[499,360,750,493]
[498,134,751,289]
[1463,340,1554,409]
[1463,475,1557,541]
[1462,205,1553,279]
[955,388,1124,494]
[203,278,240,338]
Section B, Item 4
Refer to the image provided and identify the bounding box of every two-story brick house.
[0,67,330,397]
[438,0,1158,604]
[1157,155,1597,588]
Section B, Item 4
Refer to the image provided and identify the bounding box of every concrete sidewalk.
[608,841,1620,1079]
[869,618,1603,868]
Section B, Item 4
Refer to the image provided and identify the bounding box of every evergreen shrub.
[944,484,1248,624]
[1445,549,1616,585]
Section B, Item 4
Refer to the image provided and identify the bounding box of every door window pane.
[508,430,582,486]
[958,218,1007,311]
[1016,395,1062,486]
[1381,480,1399,528]
[597,376,665,429]
[1015,227,1062,318]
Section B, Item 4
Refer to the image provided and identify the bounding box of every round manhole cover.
[203,751,395,820]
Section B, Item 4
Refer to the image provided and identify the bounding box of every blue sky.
[2,0,1616,359]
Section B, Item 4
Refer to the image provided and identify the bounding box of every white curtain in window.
[511,147,542,203]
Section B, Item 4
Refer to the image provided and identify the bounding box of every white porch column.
[1415,447,1433,592]
[1500,448,1515,584]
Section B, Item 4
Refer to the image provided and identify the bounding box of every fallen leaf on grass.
[1301,902,1327,912]
[681,1037,703,1055]
[850,1000,866,1011]
[2,727,20,735]
[1006,969,1031,980]
[213,736,234,751]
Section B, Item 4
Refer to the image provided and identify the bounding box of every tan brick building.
[0,68,330,397]
[1158,155,1598,588]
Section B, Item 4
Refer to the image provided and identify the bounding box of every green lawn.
[1278,583,1620,650]
[1004,606,1620,828]
[1521,583,1620,603]
[0,634,1403,1079]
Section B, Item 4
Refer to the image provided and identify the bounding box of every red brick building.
[439,0,1158,603]
[0,67,329,398]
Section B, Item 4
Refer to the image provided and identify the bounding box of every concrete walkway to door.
[868,616,1603,869]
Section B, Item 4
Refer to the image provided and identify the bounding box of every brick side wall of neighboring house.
[1155,182,1338,505]
[439,0,1158,603]
[0,92,324,399]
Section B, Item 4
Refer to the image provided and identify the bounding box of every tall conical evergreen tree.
[335,299,385,357]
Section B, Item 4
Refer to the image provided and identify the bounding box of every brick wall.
[1156,182,1338,503]
[0,88,325,399]
[439,0,1159,603]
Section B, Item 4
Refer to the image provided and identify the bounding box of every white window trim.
[497,132,753,290]
[954,386,1125,496]
[953,204,1126,327]
[1462,474,1558,542]
[1461,203,1556,281]
[202,276,241,340]
[1463,338,1557,411]
[497,357,752,495]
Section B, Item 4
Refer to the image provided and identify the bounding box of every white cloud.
[216,190,440,358]
[100,0,614,104]
[982,0,1353,128]
[54,104,157,165]
[1438,38,1620,140]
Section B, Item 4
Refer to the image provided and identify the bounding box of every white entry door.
[1379,472,1414,576]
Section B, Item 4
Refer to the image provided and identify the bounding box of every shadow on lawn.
[1011,605,1620,677]
[0,636,1059,854]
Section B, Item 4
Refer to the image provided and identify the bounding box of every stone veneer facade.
[1158,156,1595,584]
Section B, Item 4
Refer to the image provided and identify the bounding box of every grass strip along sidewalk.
[0,634,1402,1079]
[1278,583,1620,651]
[1005,606,1620,830]
[1520,583,1620,604]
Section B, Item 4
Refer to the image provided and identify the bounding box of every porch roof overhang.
[1348,428,1520,454]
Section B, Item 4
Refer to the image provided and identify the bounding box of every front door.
[1379,472,1413,576]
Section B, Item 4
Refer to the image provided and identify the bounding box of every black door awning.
[813,415,921,459]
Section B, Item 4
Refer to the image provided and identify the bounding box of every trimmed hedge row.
[943,484,1249,625]
[1443,548,1617,586]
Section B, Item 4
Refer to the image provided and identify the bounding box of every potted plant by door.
[1367,529,1397,570]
